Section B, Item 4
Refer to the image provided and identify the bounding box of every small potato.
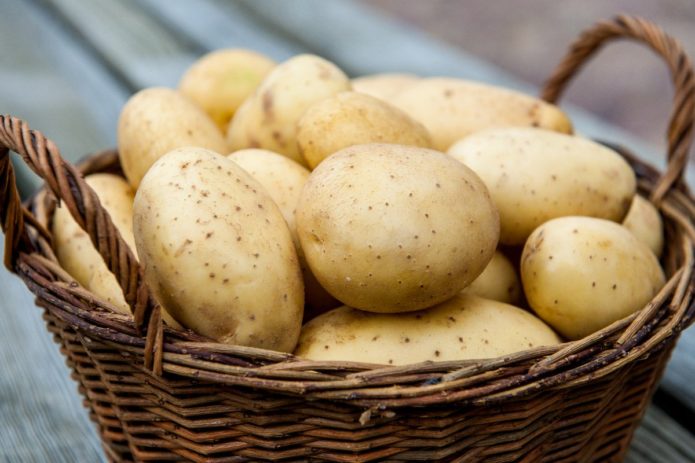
[465,251,521,304]
[521,217,665,340]
[296,143,499,313]
[449,128,636,245]
[53,174,137,313]
[294,294,561,365]
[227,54,351,166]
[297,91,432,169]
[118,87,228,189]
[228,149,340,316]
[179,49,276,131]
[392,78,572,151]
[134,147,304,351]
[623,195,664,257]
[351,73,419,102]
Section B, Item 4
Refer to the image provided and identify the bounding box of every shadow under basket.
[1,15,695,463]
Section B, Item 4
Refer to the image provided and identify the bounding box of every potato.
[53,174,182,328]
[133,147,304,351]
[623,195,664,257]
[521,217,665,340]
[294,294,560,365]
[53,174,136,314]
[179,49,276,131]
[296,143,499,313]
[296,91,432,169]
[391,78,572,151]
[351,73,419,102]
[228,149,339,316]
[117,87,228,188]
[465,251,521,304]
[449,128,636,245]
[227,54,351,166]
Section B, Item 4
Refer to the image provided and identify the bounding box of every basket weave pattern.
[1,15,694,462]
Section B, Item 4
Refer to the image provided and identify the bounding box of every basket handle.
[541,15,695,202]
[0,116,156,334]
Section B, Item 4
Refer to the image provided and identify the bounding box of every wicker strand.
[541,15,695,203]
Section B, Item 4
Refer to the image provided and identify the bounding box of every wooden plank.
[138,0,303,61]
[0,235,105,461]
[626,405,695,462]
[39,0,197,89]
[0,0,128,195]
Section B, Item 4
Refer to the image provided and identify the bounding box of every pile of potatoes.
[52,49,666,366]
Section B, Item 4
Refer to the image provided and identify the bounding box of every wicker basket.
[1,15,694,462]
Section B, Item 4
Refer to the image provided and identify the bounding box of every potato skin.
[351,73,419,103]
[449,128,636,245]
[465,251,521,304]
[117,87,228,188]
[179,49,276,131]
[53,174,136,314]
[133,147,303,351]
[227,54,350,166]
[296,143,500,313]
[521,217,665,340]
[294,294,560,365]
[392,78,572,151]
[228,149,340,316]
[297,91,432,169]
[622,195,664,257]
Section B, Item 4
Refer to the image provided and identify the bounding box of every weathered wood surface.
[0,0,693,461]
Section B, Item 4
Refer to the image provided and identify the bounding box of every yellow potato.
[227,54,351,166]
[449,128,636,245]
[294,294,561,365]
[228,149,339,316]
[296,143,499,313]
[179,49,276,131]
[53,174,136,313]
[521,217,665,340]
[296,91,432,169]
[117,87,228,188]
[465,251,521,304]
[392,78,572,151]
[622,195,664,257]
[133,147,303,351]
[53,174,182,328]
[351,73,419,102]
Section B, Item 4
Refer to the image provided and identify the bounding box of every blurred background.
[366,0,695,152]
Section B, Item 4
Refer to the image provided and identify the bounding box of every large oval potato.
[228,149,340,316]
[351,73,419,103]
[294,294,561,365]
[227,54,351,166]
[296,91,432,169]
[53,174,137,314]
[622,195,664,257]
[179,49,276,131]
[296,143,500,313]
[521,217,665,340]
[449,128,636,245]
[465,251,521,304]
[133,147,304,351]
[118,87,228,188]
[392,78,572,151]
